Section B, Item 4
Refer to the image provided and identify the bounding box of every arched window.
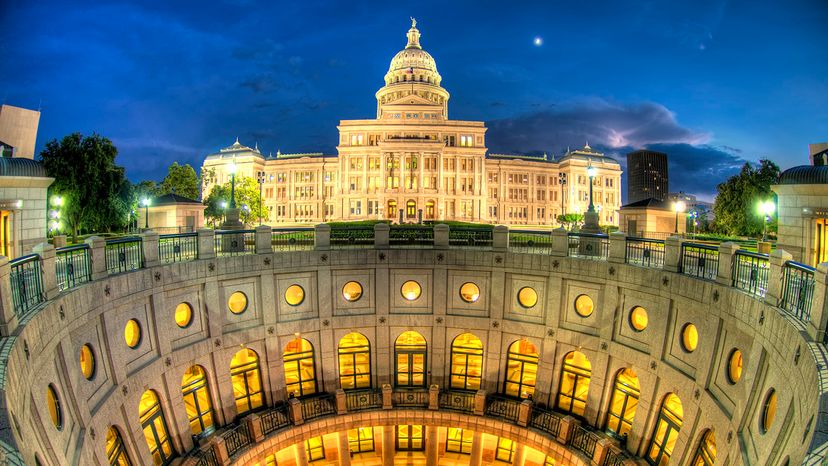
[181,365,215,437]
[395,331,427,388]
[230,348,263,416]
[338,333,371,390]
[284,338,317,397]
[606,368,640,437]
[406,200,417,218]
[425,200,435,219]
[450,333,484,391]
[646,393,683,466]
[556,351,591,417]
[503,339,538,398]
[387,199,398,219]
[691,429,716,466]
[105,426,132,466]
[138,390,176,465]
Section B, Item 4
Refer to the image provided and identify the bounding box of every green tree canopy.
[202,176,268,226]
[713,160,780,237]
[557,213,584,231]
[39,133,129,240]
[160,162,200,199]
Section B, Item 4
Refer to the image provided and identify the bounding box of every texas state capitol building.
[202,21,621,226]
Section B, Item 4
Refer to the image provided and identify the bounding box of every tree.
[202,176,268,226]
[39,133,129,241]
[203,184,230,227]
[557,213,584,230]
[160,162,199,200]
[713,160,780,237]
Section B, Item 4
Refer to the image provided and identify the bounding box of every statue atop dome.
[406,17,421,49]
[411,17,416,28]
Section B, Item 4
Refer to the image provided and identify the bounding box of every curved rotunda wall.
[1,248,818,465]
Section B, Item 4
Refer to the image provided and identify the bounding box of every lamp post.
[256,171,273,226]
[228,161,237,209]
[673,200,686,234]
[690,211,698,239]
[558,172,567,219]
[759,200,775,241]
[587,165,597,213]
[141,198,150,229]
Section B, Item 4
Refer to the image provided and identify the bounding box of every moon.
[533,36,543,46]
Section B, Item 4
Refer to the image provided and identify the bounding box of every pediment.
[383,94,442,107]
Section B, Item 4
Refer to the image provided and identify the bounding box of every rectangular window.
[349,427,375,454]
[306,437,325,462]
[349,200,362,216]
[495,438,515,463]
[445,428,473,454]
[395,425,425,451]
[460,135,473,147]
[350,134,364,145]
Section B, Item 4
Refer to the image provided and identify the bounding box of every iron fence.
[192,446,219,466]
[780,261,816,322]
[448,227,493,249]
[300,393,337,421]
[680,243,719,280]
[345,388,383,412]
[571,425,599,458]
[625,237,665,268]
[732,250,769,297]
[330,226,375,248]
[602,448,633,466]
[222,422,251,457]
[529,406,562,437]
[392,389,429,408]
[158,233,198,263]
[438,390,475,413]
[55,245,91,291]
[509,230,553,254]
[568,233,609,260]
[389,226,434,248]
[272,228,315,251]
[105,237,143,274]
[484,394,521,423]
[260,403,291,435]
[214,230,255,256]
[9,254,43,316]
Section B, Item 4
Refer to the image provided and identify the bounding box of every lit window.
[285,285,305,306]
[450,333,483,390]
[727,349,743,384]
[46,385,62,430]
[646,393,683,465]
[175,302,193,328]
[691,429,716,466]
[395,331,427,388]
[761,389,778,433]
[306,436,326,461]
[681,323,698,352]
[342,281,363,302]
[105,426,132,466]
[124,319,141,348]
[504,339,538,398]
[606,368,640,437]
[181,365,215,437]
[230,348,263,415]
[396,425,425,451]
[557,351,591,416]
[460,135,474,147]
[80,344,96,380]
[459,282,481,303]
[517,286,538,308]
[446,428,473,454]
[401,280,422,301]
[495,438,515,462]
[574,294,594,317]
[338,333,371,390]
[284,338,317,397]
[629,306,648,332]
[228,291,248,314]
[349,427,375,453]
[138,390,176,464]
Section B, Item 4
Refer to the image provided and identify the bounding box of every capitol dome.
[383,18,443,87]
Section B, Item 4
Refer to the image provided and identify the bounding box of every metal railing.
[392,388,429,408]
[528,406,562,437]
[780,261,816,322]
[300,393,337,421]
[484,394,521,423]
[680,243,719,280]
[448,227,493,249]
[222,422,251,457]
[105,237,143,274]
[330,226,375,248]
[508,230,552,254]
[192,446,219,466]
[732,250,769,297]
[271,228,315,251]
[345,388,383,412]
[55,245,91,291]
[214,230,255,256]
[389,226,434,248]
[260,403,291,435]
[438,390,475,413]
[602,448,633,466]
[567,233,609,260]
[625,237,665,268]
[9,254,43,316]
[571,425,599,458]
[158,233,198,263]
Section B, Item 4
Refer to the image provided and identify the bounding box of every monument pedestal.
[219,208,246,253]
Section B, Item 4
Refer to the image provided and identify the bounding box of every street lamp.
[586,165,597,213]
[228,161,237,209]
[558,172,567,218]
[673,200,686,234]
[141,198,150,229]
[690,211,698,239]
[256,171,273,225]
[759,200,775,241]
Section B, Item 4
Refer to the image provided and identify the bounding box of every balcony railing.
[215,230,255,256]
[567,233,609,260]
[345,388,383,412]
[448,227,493,249]
[260,403,291,435]
[105,237,143,274]
[392,388,429,408]
[222,422,252,457]
[158,233,198,263]
[732,250,769,297]
[484,394,521,423]
[389,226,434,248]
[680,243,719,280]
[55,245,91,291]
[781,261,816,322]
[300,393,336,421]
[438,390,475,413]
[625,237,665,269]
[508,230,552,254]
[571,424,599,458]
[272,228,315,251]
[528,405,562,437]
[9,254,43,316]
[330,226,375,249]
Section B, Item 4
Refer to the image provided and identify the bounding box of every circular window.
[228,291,248,314]
[629,306,648,331]
[761,389,778,433]
[124,319,141,348]
[401,280,422,301]
[574,294,594,317]
[727,349,743,384]
[79,344,95,380]
[681,323,698,352]
[46,385,62,430]
[460,282,481,303]
[518,287,538,308]
[175,302,193,328]
[342,281,363,302]
[285,285,305,306]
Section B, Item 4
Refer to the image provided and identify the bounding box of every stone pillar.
[375,223,390,249]
[716,242,740,286]
[810,263,828,342]
[52,235,67,248]
[512,443,525,466]
[211,436,230,466]
[338,431,351,466]
[0,257,18,336]
[382,384,393,410]
[32,243,58,300]
[245,413,264,443]
[592,438,613,466]
[766,249,793,305]
[551,228,568,257]
[429,384,439,410]
[255,225,273,254]
[434,224,449,249]
[557,415,578,445]
[197,228,216,260]
[382,425,395,466]
[469,431,483,466]
[289,397,304,425]
[141,230,159,267]
[295,441,310,466]
[473,389,486,416]
[608,231,627,264]
[425,425,438,466]
[492,225,508,252]
[663,235,683,273]
[315,223,331,251]
[517,399,532,427]
[336,388,347,414]
[84,236,107,280]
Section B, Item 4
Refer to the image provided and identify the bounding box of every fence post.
[382,383,393,409]
[335,388,347,414]
[33,243,58,300]
[715,242,740,286]
[608,231,627,264]
[434,224,449,249]
[766,249,792,305]
[84,236,107,280]
[288,397,304,425]
[810,263,828,342]
[141,230,159,268]
[557,416,578,445]
[0,257,18,336]
[517,399,532,427]
[245,412,264,443]
[255,225,272,254]
[314,223,331,251]
[473,389,486,416]
[197,228,216,260]
[551,228,568,257]
[592,438,613,466]
[663,235,683,273]
[210,435,230,466]
[52,235,67,248]
[374,223,390,249]
[493,225,508,251]
[428,384,439,410]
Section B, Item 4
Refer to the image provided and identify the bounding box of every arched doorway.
[338,332,371,390]
[284,338,318,398]
[394,331,427,388]
[503,339,538,399]
[387,199,398,220]
[556,351,592,417]
[406,200,417,219]
[425,200,435,219]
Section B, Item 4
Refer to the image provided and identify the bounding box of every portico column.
[382,426,395,466]
[512,443,525,466]
[295,441,309,466]
[338,431,351,466]
[426,425,438,466]
[469,431,483,466]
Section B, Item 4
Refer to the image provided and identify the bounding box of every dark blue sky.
[2,0,826,200]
